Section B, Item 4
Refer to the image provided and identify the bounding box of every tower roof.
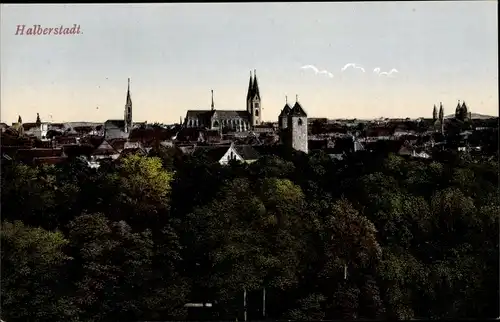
[279,104,292,117]
[252,69,260,100]
[290,101,307,117]
[126,78,132,105]
[246,71,253,100]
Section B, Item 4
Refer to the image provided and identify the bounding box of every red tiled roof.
[55,136,78,145]
[80,135,105,149]
[22,123,39,131]
[108,138,127,151]
[63,144,95,157]
[73,126,94,133]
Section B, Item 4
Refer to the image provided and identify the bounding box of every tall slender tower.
[432,104,437,122]
[439,102,444,134]
[246,70,262,127]
[211,90,215,111]
[124,78,133,133]
[288,95,308,154]
[246,70,253,112]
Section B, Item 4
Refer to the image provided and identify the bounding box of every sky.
[1,2,498,124]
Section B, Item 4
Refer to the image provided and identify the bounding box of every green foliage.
[1,152,498,320]
[1,221,78,321]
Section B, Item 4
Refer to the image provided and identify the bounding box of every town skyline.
[1,2,498,124]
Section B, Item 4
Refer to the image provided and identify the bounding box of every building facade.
[104,78,133,139]
[184,70,262,132]
[278,95,308,154]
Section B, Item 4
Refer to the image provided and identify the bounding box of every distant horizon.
[6,111,498,126]
[1,2,498,124]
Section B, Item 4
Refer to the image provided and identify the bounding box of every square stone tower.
[287,96,308,154]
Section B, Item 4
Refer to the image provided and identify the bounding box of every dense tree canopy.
[1,146,498,321]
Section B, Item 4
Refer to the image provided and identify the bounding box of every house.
[23,122,49,139]
[104,120,129,140]
[189,143,260,165]
[79,135,105,149]
[62,144,95,159]
[108,138,128,153]
[118,147,148,160]
[91,140,120,160]
[365,126,393,140]
[54,136,78,146]
[15,148,65,164]
[398,145,431,159]
[412,150,431,159]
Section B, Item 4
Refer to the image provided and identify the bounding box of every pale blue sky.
[1,2,497,123]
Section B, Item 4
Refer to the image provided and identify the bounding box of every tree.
[105,154,174,230]
[1,221,78,322]
[67,213,187,321]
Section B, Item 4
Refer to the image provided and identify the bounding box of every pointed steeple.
[211,90,215,110]
[461,101,467,112]
[36,113,41,126]
[124,78,133,133]
[291,95,307,117]
[439,102,444,121]
[252,69,260,100]
[433,104,437,121]
[246,70,254,101]
[279,95,292,117]
[126,78,132,105]
[18,115,22,124]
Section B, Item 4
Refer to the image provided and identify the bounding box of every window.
[255,109,259,117]
[255,103,260,108]
[298,118,303,126]
[230,151,235,160]
[213,121,219,127]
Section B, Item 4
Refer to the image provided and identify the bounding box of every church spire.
[36,113,41,126]
[252,69,260,100]
[18,115,22,124]
[126,78,132,105]
[124,78,132,133]
[246,70,254,101]
[433,104,437,121]
[211,89,215,110]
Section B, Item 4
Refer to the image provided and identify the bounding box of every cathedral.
[454,100,471,122]
[183,70,262,132]
[104,78,133,139]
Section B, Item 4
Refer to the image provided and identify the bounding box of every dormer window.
[298,118,303,126]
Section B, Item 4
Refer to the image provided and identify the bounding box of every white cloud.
[377,68,399,77]
[300,65,334,78]
[341,63,365,73]
[318,70,334,78]
[301,65,319,74]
